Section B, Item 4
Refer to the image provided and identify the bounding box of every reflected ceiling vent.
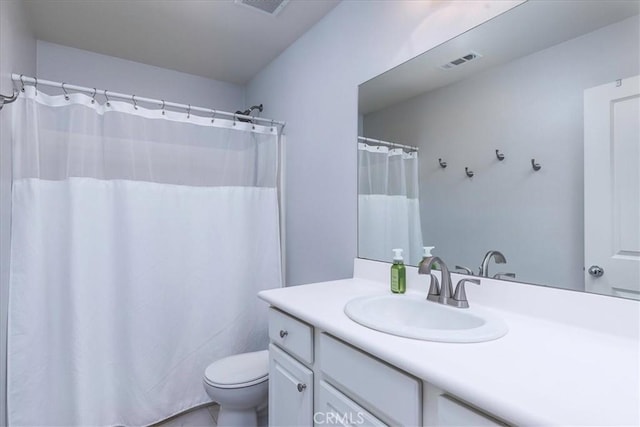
[439,52,482,70]
[235,0,290,16]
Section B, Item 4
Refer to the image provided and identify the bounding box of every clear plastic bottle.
[391,248,406,294]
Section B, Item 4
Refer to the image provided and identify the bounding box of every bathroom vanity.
[259,259,640,426]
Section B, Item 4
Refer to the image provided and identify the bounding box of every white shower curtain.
[8,86,282,426]
[358,142,423,266]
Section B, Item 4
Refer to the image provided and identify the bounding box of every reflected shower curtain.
[358,142,423,265]
[8,86,282,426]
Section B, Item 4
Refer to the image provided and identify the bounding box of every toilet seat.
[204,350,269,389]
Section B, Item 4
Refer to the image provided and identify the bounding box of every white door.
[269,344,313,427]
[584,75,640,299]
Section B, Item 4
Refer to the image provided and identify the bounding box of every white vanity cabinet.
[268,308,315,426]
[267,307,507,427]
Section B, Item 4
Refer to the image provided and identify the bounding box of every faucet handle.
[493,272,516,280]
[427,274,440,302]
[452,278,481,308]
[455,265,474,275]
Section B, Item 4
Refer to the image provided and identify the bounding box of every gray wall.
[0,2,36,424]
[363,16,639,291]
[247,1,520,286]
[37,41,246,112]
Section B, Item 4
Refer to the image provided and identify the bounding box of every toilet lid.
[204,350,269,388]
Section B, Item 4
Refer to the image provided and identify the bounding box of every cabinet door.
[319,334,421,426]
[269,344,313,427]
[437,395,506,426]
[317,381,387,427]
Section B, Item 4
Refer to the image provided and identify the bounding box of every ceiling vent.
[439,52,482,70]
[235,0,290,16]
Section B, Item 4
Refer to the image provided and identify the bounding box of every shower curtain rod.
[358,136,418,152]
[11,74,286,129]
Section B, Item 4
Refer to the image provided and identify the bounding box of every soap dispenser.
[420,246,438,270]
[391,248,406,294]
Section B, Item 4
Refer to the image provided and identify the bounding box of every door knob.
[297,383,306,392]
[279,330,288,338]
[588,265,604,277]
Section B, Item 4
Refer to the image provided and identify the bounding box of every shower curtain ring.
[161,100,165,115]
[187,104,191,118]
[20,74,25,92]
[211,109,216,123]
[34,77,38,96]
[132,95,138,110]
[104,90,111,107]
[91,88,96,104]
[270,119,274,132]
[62,83,70,101]
[233,114,237,126]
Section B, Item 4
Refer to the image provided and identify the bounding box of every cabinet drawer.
[319,334,421,426]
[269,308,314,364]
[437,395,506,426]
[317,381,387,427]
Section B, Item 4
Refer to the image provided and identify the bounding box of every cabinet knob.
[279,329,288,338]
[297,383,306,392]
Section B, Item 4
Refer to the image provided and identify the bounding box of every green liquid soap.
[391,248,406,294]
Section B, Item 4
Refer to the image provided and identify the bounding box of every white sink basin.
[344,293,508,343]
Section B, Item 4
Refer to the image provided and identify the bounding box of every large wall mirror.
[357,0,639,299]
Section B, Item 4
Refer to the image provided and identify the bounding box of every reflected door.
[584,75,640,299]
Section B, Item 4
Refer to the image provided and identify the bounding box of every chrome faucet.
[479,250,506,277]
[419,256,481,308]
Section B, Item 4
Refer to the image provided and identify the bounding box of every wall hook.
[531,158,541,171]
[495,149,505,161]
[438,158,447,168]
[465,167,474,178]
[0,90,19,111]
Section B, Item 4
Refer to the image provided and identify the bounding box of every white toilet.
[203,350,269,427]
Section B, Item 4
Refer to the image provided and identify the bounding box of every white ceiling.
[359,0,640,114]
[24,0,340,85]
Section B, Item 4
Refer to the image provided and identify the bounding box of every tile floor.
[153,403,268,427]
[154,404,219,427]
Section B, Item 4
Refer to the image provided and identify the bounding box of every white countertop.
[258,273,640,426]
